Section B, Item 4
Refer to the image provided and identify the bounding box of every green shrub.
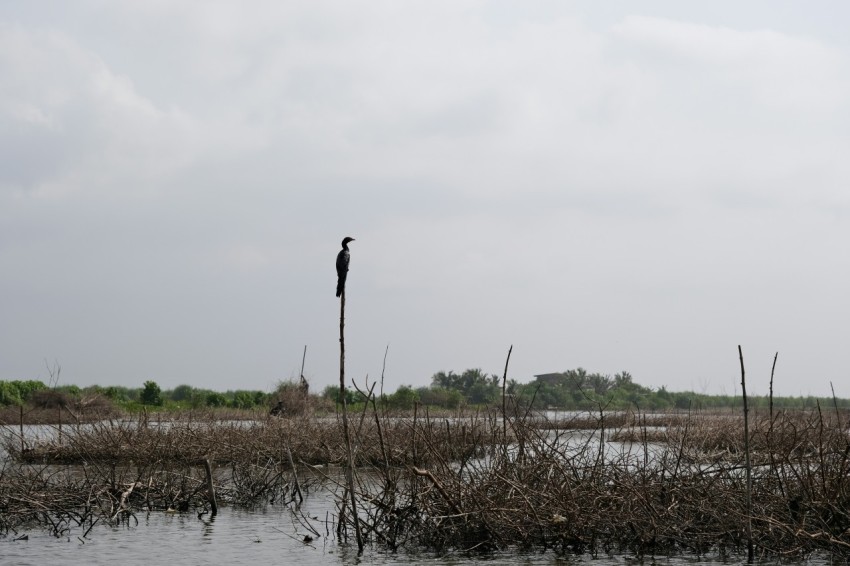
[140,380,163,406]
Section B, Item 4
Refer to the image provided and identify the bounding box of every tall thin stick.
[380,344,389,415]
[412,401,419,466]
[738,345,754,563]
[501,345,513,445]
[831,381,842,431]
[339,290,363,552]
[768,352,784,497]
[769,352,778,425]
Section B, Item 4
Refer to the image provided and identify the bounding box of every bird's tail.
[336,275,346,297]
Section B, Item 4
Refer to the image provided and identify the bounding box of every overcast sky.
[2,1,849,398]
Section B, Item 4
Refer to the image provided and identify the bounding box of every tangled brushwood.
[2,404,849,559]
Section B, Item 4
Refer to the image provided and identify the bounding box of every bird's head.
[342,236,355,247]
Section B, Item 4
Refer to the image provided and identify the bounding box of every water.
[0,501,760,566]
[3,486,809,566]
[1,473,770,566]
[0,499,587,566]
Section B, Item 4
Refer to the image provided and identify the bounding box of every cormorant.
[336,237,355,297]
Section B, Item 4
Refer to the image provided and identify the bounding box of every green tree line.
[324,367,850,412]
[0,379,273,411]
[4,368,848,413]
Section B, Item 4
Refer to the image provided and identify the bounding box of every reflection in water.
[200,513,216,539]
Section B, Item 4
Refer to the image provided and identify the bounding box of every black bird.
[336,237,355,297]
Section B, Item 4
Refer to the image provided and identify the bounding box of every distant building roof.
[534,373,564,384]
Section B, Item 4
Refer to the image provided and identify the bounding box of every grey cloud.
[2,2,849,397]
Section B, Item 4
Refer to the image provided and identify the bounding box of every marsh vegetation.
[2,398,849,561]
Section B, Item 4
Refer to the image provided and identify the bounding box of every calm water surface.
[2,502,569,566]
[2,497,803,566]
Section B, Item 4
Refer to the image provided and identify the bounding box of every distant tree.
[387,385,418,410]
[322,385,356,405]
[468,381,497,405]
[230,391,256,409]
[416,387,463,409]
[430,371,459,390]
[205,392,227,407]
[253,390,268,406]
[140,380,163,406]
[101,386,132,402]
[429,368,500,406]
[170,384,194,402]
[58,384,81,397]
[673,393,692,410]
[614,371,633,387]
[0,380,48,406]
[0,381,22,406]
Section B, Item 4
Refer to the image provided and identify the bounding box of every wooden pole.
[339,289,363,552]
